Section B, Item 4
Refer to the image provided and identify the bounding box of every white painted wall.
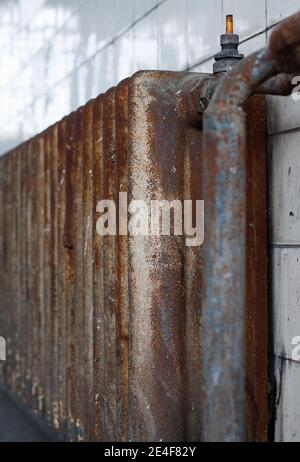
[0,0,300,441]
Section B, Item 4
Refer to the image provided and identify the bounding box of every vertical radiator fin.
[0,72,268,442]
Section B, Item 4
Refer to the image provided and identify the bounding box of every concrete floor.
[0,389,50,442]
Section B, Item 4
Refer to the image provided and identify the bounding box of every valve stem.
[226,14,234,34]
[213,14,244,74]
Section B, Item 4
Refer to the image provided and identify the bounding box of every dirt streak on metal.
[203,104,247,442]
[128,71,206,442]
[0,65,272,444]
[115,79,130,442]
[92,95,105,442]
[245,95,268,442]
[82,100,95,442]
[103,88,117,442]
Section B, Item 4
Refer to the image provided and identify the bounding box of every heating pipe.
[202,11,300,442]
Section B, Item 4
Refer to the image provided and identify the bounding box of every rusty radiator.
[0,71,268,442]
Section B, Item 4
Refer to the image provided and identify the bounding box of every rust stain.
[245,95,268,442]
[0,70,269,442]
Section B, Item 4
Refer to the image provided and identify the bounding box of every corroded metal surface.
[203,98,248,442]
[127,71,206,442]
[202,10,300,442]
[0,69,269,442]
[0,72,205,442]
[245,96,268,442]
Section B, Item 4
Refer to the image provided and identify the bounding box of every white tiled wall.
[269,103,300,440]
[266,1,300,443]
[274,357,300,442]
[2,0,300,153]
[1,0,300,442]
[0,0,272,154]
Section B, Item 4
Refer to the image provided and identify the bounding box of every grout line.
[4,0,50,42]
[268,125,300,138]
[0,8,293,137]
[270,244,300,249]
[275,354,300,367]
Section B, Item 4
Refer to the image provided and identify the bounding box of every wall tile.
[187,0,222,68]
[96,45,117,94]
[15,0,47,30]
[115,0,135,32]
[3,0,85,88]
[0,119,24,157]
[134,0,158,20]
[190,58,214,74]
[133,7,158,70]
[239,33,266,56]
[223,0,266,40]
[47,0,84,31]
[0,1,15,51]
[0,0,296,154]
[267,0,300,28]
[273,248,300,359]
[274,357,300,442]
[267,94,300,135]
[114,28,135,82]
[269,131,300,245]
[158,0,188,70]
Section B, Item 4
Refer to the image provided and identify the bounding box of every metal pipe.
[202,11,300,442]
[256,73,297,96]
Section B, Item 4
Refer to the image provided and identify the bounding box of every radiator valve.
[213,15,244,74]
